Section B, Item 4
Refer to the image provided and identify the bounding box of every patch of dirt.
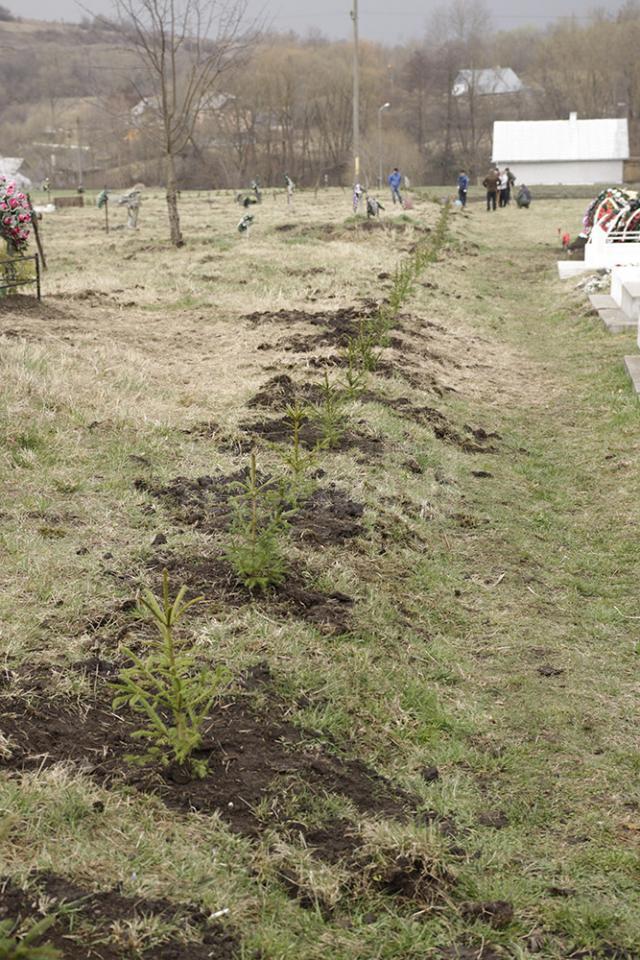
[461,900,514,929]
[248,303,379,352]
[285,818,360,864]
[136,470,365,547]
[437,947,505,960]
[476,809,509,830]
[0,295,65,316]
[364,393,500,454]
[355,852,455,907]
[0,666,414,848]
[149,551,355,635]
[247,374,324,410]
[0,871,238,960]
[237,413,385,458]
[293,487,364,545]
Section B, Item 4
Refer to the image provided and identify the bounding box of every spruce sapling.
[225,453,290,591]
[0,914,61,959]
[112,571,229,779]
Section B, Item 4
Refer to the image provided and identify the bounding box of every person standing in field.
[284,173,295,206]
[457,170,469,207]
[505,167,516,205]
[388,167,403,205]
[482,168,500,211]
[498,169,509,207]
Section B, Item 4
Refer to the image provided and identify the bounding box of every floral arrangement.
[0,176,32,251]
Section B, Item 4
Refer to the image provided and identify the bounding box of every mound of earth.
[136,471,365,546]
[0,666,415,851]
[148,551,356,635]
[0,872,238,960]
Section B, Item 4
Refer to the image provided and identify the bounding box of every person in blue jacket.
[388,167,403,205]
[457,170,469,207]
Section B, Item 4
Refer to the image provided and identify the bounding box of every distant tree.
[0,5,16,21]
[112,0,256,246]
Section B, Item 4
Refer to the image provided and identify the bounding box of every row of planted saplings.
[110,203,452,784]
[226,202,451,593]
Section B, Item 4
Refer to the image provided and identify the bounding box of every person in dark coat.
[482,169,500,211]
[505,167,516,205]
[457,170,469,207]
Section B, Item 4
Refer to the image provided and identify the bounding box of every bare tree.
[112,0,255,245]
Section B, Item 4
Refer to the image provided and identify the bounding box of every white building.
[453,67,523,98]
[492,114,629,185]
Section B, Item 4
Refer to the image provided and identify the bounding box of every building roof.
[453,68,523,97]
[493,116,629,162]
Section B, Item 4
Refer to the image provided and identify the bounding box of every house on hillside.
[131,92,234,124]
[452,68,523,97]
[492,113,630,185]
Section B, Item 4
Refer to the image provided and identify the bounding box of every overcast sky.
[10,0,628,43]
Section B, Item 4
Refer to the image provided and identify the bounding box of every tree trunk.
[165,151,184,247]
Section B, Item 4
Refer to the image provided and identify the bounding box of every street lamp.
[378,102,390,189]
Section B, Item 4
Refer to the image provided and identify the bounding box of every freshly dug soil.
[293,487,364,545]
[364,393,501,454]
[246,374,324,410]
[0,871,238,960]
[0,666,413,851]
[148,551,355,635]
[237,413,385,458]
[363,852,454,906]
[137,470,365,547]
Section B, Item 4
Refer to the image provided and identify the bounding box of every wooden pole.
[26,194,47,271]
[104,197,109,234]
[351,0,360,184]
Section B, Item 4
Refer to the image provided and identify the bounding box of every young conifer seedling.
[225,453,290,591]
[112,571,229,780]
[281,401,317,497]
[342,340,367,399]
[313,372,347,449]
[0,914,62,960]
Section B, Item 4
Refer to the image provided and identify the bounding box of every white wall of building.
[494,159,624,186]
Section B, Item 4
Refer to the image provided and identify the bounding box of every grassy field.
[0,188,638,960]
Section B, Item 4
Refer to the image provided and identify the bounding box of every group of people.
[352,167,409,217]
[481,166,516,210]
[456,167,532,211]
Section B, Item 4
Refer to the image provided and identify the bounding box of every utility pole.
[76,117,83,190]
[351,0,360,184]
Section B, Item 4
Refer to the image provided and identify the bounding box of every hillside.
[5,8,640,190]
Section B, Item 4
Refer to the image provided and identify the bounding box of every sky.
[9,0,628,43]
